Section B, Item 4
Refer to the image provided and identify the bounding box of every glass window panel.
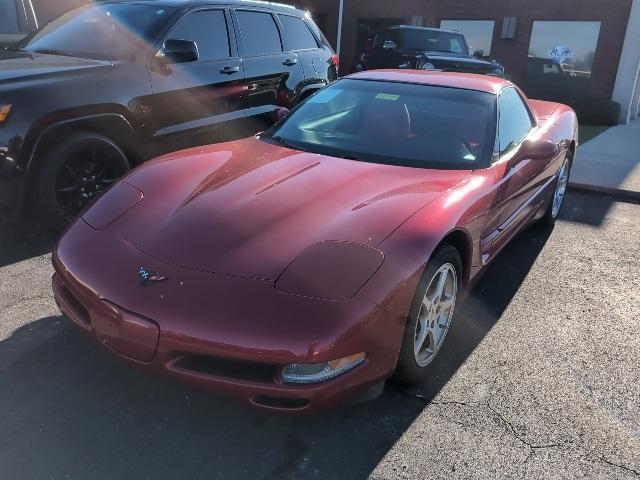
[0,0,19,33]
[236,11,283,56]
[499,88,533,155]
[440,20,495,56]
[169,10,230,61]
[279,15,318,50]
[525,21,601,95]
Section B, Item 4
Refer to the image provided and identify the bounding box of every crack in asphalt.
[0,294,52,312]
[598,456,640,477]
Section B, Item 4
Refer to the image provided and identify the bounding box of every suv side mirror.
[473,49,485,58]
[163,39,199,64]
[382,40,398,51]
[520,139,559,161]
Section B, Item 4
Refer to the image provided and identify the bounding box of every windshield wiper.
[31,49,77,58]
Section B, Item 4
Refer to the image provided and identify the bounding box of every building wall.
[294,0,634,101]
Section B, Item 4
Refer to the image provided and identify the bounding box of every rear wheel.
[395,246,462,384]
[36,133,130,231]
[541,154,571,227]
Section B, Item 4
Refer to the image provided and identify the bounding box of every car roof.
[101,0,302,14]
[374,25,461,36]
[346,70,510,95]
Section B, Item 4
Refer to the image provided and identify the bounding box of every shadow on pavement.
[0,221,553,479]
[0,217,58,268]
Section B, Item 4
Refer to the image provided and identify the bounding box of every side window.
[279,14,318,50]
[168,10,230,61]
[498,88,534,155]
[236,11,283,56]
[0,0,20,33]
[374,30,398,50]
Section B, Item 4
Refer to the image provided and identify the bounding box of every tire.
[35,133,130,231]
[540,153,572,228]
[394,245,462,384]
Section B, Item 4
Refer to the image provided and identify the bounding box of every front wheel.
[395,246,462,384]
[36,133,130,231]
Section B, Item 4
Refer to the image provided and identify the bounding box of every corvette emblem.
[138,267,168,286]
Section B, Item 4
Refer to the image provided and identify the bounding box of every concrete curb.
[568,181,640,202]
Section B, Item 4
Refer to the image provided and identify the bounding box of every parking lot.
[1,190,638,479]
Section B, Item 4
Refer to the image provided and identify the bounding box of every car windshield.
[266,79,496,170]
[401,29,468,55]
[22,4,175,60]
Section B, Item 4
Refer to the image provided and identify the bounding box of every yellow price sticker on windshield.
[375,93,400,101]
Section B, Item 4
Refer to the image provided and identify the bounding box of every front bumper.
[52,220,399,413]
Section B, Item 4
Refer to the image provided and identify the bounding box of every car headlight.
[0,105,12,123]
[82,182,143,229]
[282,353,366,384]
[422,62,436,70]
[275,241,384,301]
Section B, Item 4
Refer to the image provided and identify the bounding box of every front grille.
[440,64,487,74]
[60,285,91,326]
[171,354,280,383]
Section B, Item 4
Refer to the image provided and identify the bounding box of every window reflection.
[439,20,495,56]
[524,21,601,96]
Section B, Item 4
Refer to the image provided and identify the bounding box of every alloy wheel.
[413,263,458,367]
[551,158,570,218]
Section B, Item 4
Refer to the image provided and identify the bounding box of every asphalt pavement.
[0,191,639,479]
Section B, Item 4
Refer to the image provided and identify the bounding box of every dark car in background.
[0,0,338,229]
[360,25,504,77]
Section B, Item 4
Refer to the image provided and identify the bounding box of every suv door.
[232,8,305,124]
[277,13,329,95]
[368,29,401,69]
[0,0,37,48]
[147,8,245,153]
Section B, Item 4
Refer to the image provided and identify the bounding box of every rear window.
[279,14,318,50]
[267,79,496,170]
[0,0,20,33]
[236,11,283,56]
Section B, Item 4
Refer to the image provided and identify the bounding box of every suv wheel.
[36,133,130,230]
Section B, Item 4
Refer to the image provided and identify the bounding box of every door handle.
[283,58,298,66]
[220,66,240,74]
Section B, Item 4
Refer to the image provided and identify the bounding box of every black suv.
[0,0,338,228]
[360,25,504,77]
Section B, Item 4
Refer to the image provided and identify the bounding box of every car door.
[232,8,305,123]
[276,13,329,94]
[146,8,245,154]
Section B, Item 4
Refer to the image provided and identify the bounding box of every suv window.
[374,30,399,49]
[169,10,230,61]
[0,0,20,33]
[279,14,318,50]
[236,11,282,56]
[498,88,534,155]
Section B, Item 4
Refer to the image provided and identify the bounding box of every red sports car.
[52,71,578,412]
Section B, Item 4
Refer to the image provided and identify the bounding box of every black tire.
[35,133,130,231]
[540,153,572,228]
[394,245,462,384]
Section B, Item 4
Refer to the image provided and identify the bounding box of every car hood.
[0,50,112,84]
[111,137,471,280]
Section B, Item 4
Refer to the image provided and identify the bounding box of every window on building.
[236,11,283,56]
[498,88,533,155]
[0,0,20,33]
[279,15,318,50]
[169,10,230,61]
[439,20,495,56]
[524,21,601,97]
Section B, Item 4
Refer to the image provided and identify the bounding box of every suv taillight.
[331,55,340,68]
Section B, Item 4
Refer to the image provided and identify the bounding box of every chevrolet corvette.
[52,71,578,412]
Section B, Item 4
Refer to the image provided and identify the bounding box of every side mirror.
[520,139,559,161]
[382,40,398,51]
[272,107,290,123]
[163,39,198,64]
[473,49,485,58]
